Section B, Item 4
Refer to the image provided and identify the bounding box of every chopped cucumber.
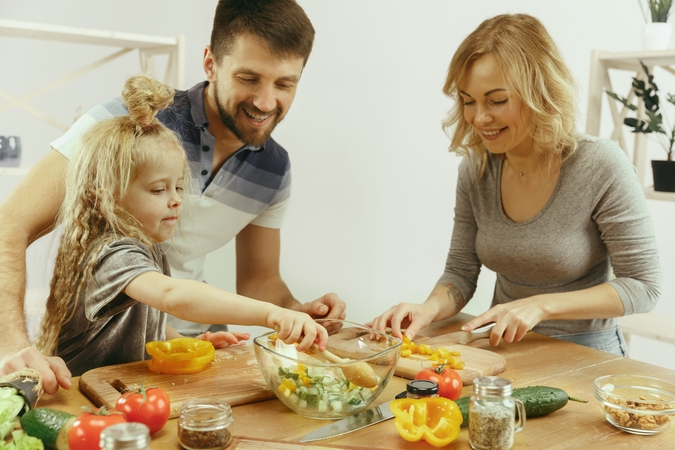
[274,363,381,416]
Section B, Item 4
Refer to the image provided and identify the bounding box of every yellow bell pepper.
[145,337,215,374]
[389,397,462,447]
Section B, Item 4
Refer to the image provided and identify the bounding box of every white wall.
[2,1,674,367]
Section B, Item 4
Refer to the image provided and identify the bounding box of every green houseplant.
[641,0,675,22]
[606,61,675,192]
[639,0,674,49]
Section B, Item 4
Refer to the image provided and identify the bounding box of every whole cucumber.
[20,407,76,450]
[455,385,587,427]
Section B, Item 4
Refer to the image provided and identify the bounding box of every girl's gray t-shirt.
[438,134,661,337]
[56,238,168,376]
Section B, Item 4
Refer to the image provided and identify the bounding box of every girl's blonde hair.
[442,14,577,178]
[36,75,189,355]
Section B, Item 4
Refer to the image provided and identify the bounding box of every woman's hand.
[198,331,250,349]
[461,297,545,346]
[368,302,440,341]
[368,284,463,340]
[267,309,329,352]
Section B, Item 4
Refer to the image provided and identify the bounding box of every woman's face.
[459,54,533,156]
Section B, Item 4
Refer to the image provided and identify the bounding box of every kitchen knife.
[297,391,407,443]
[438,324,494,345]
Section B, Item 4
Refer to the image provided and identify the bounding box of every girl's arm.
[126,272,327,351]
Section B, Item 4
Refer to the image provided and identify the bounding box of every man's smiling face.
[208,34,305,146]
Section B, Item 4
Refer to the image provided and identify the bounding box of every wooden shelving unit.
[586,48,675,202]
[0,19,185,176]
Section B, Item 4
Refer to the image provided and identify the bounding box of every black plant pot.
[651,160,675,192]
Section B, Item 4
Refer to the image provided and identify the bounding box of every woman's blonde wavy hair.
[442,14,578,178]
[36,75,190,356]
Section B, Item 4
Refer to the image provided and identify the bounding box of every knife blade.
[439,324,494,345]
[298,391,406,443]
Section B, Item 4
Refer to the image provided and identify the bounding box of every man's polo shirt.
[51,81,292,334]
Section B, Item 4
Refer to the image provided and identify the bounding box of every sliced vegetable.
[20,408,75,450]
[0,430,44,449]
[276,365,377,415]
[146,338,215,374]
[455,385,588,427]
[115,384,170,434]
[400,336,465,369]
[389,397,462,447]
[0,387,25,442]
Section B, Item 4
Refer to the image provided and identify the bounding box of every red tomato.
[415,365,463,400]
[68,407,126,450]
[115,385,170,435]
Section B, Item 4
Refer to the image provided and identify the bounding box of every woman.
[369,14,661,355]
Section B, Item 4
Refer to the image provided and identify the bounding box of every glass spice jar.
[99,422,151,450]
[178,399,234,450]
[469,376,525,450]
[405,379,439,399]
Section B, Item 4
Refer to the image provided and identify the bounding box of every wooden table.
[40,314,675,449]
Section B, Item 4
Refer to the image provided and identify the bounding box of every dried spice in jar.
[469,376,525,450]
[178,399,233,450]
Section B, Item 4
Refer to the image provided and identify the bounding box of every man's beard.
[213,83,282,147]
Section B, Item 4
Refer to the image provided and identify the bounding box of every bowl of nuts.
[594,374,675,435]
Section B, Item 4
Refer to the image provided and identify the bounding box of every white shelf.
[586,49,675,203]
[1,19,186,179]
[645,186,675,201]
[0,19,179,49]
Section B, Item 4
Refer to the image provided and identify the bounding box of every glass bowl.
[593,374,675,435]
[253,319,401,419]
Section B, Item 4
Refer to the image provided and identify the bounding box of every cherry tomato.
[68,407,126,450]
[115,385,170,435]
[415,365,463,400]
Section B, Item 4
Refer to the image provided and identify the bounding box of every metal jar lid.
[406,379,439,396]
[99,422,151,449]
[472,376,513,397]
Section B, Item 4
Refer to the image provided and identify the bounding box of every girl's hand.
[198,331,250,349]
[461,297,545,346]
[268,309,329,352]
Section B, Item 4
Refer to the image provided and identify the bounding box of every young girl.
[35,75,327,376]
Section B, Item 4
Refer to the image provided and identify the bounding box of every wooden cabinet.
[0,19,185,176]
[586,49,675,201]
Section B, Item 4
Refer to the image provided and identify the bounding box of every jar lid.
[99,422,151,449]
[406,379,439,396]
[473,376,512,397]
[180,398,234,429]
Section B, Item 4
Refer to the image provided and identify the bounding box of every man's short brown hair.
[210,0,315,66]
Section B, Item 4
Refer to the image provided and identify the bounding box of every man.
[0,0,346,393]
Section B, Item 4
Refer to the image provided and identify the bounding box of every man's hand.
[0,347,71,394]
[197,330,250,349]
[296,293,346,334]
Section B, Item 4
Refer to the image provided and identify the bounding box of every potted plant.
[606,61,675,192]
[639,0,674,49]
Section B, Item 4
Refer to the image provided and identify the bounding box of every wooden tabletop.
[39,314,675,449]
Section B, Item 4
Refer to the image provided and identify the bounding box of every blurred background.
[2,0,673,368]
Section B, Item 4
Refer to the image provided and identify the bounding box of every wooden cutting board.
[231,436,372,450]
[395,334,506,385]
[325,329,506,386]
[79,345,275,419]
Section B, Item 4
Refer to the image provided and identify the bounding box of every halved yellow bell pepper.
[389,397,462,447]
[146,337,215,374]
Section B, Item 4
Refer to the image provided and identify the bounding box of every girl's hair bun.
[121,74,175,127]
